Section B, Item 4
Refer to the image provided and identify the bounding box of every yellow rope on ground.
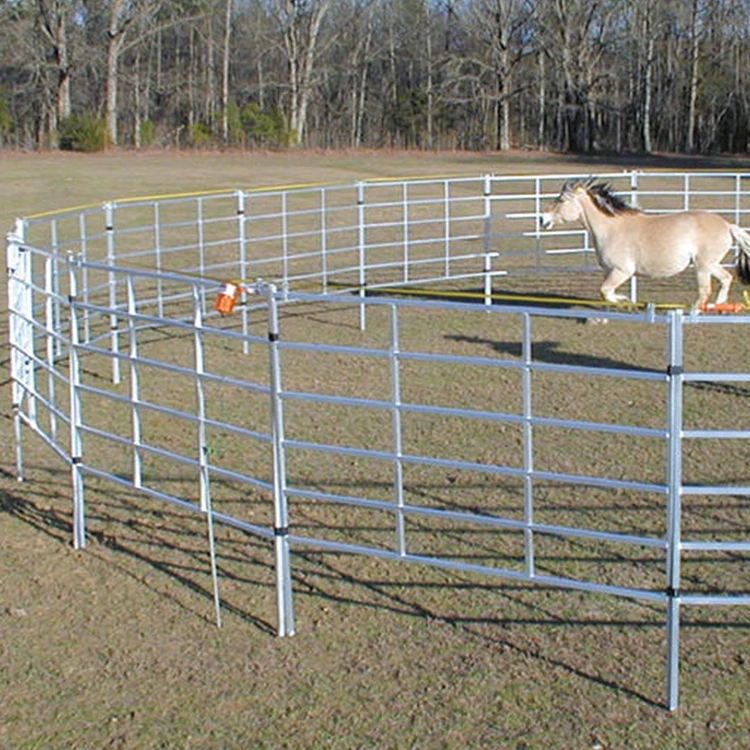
[359,284,688,311]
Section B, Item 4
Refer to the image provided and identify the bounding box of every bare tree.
[271,0,333,144]
[221,0,232,142]
[104,0,164,145]
[539,0,618,152]
[35,0,76,134]
[686,0,702,152]
[461,0,534,150]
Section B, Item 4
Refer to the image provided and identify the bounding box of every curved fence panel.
[8,170,750,711]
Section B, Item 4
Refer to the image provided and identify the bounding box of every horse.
[540,178,750,310]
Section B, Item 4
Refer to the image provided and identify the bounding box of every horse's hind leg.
[600,267,633,304]
[696,265,733,307]
[711,265,733,304]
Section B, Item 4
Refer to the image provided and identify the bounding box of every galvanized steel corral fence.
[8,171,750,710]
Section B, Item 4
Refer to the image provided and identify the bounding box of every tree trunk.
[537,51,545,149]
[426,29,433,149]
[643,35,653,153]
[283,0,331,145]
[105,0,128,147]
[36,0,71,145]
[134,49,142,148]
[221,0,232,144]
[687,0,700,152]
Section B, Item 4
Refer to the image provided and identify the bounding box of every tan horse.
[540,178,750,310]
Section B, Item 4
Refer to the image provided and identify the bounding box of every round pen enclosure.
[7,171,750,711]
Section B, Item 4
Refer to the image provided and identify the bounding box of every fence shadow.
[446,332,660,372]
[7,461,750,711]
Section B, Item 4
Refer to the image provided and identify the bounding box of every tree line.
[1,0,749,154]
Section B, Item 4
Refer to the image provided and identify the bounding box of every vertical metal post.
[237,190,250,354]
[197,198,206,314]
[735,174,742,228]
[629,172,639,303]
[443,179,450,278]
[320,187,329,294]
[522,312,535,577]
[483,175,492,268]
[68,257,86,550]
[483,252,495,307]
[665,309,684,711]
[126,277,143,489]
[154,202,164,318]
[357,182,366,330]
[389,305,406,555]
[44,256,58,441]
[533,177,543,256]
[105,202,121,385]
[281,191,289,285]
[193,285,222,627]
[79,212,91,343]
[629,276,639,304]
[683,174,690,211]
[7,221,27,480]
[50,220,62,358]
[266,284,295,636]
[402,182,410,284]
[193,287,209,513]
[9,220,37,429]
[629,169,640,207]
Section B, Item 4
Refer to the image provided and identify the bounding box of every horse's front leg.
[600,267,633,304]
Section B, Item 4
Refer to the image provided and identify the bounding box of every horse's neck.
[578,194,615,244]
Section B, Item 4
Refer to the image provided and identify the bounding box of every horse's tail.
[729,224,750,285]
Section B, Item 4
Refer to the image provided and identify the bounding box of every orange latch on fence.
[215,281,242,315]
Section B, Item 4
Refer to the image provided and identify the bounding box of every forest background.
[1,0,749,155]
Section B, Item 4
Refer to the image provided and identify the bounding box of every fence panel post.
[389,304,406,555]
[357,182,366,330]
[7,220,32,480]
[665,309,685,711]
[192,284,222,627]
[522,312,535,576]
[402,182,410,284]
[44,256,58,441]
[237,190,250,354]
[67,256,86,550]
[629,171,639,302]
[126,276,143,490]
[266,284,295,636]
[105,202,121,384]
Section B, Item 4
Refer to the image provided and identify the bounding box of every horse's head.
[540,180,587,229]
[541,178,636,229]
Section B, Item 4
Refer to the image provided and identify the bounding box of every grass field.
[3,148,750,749]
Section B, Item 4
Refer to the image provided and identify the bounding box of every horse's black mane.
[563,178,640,216]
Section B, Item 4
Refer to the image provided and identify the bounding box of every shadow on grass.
[289,547,750,711]
[6,462,750,711]
[446,332,660,372]
[292,549,670,707]
[0,467,276,634]
[449,331,750,398]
